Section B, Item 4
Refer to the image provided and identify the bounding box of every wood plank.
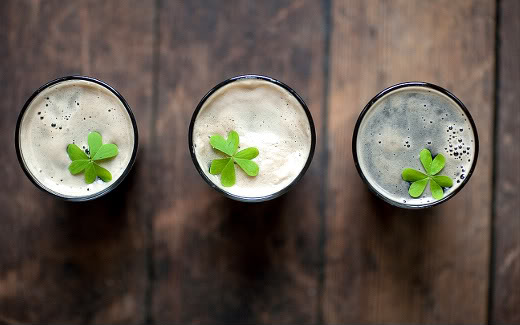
[0,1,154,323]
[324,0,495,323]
[152,1,325,323]
[492,0,520,323]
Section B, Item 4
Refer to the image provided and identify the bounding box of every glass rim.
[15,75,139,202]
[188,74,317,202]
[352,81,479,209]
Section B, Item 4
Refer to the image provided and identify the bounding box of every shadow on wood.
[206,194,289,279]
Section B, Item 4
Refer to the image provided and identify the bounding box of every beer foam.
[18,79,135,198]
[192,78,312,198]
[356,86,476,206]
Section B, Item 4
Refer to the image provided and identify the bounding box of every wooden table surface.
[1,1,518,324]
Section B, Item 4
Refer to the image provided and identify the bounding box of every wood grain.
[0,1,154,323]
[152,1,325,323]
[1,0,516,323]
[324,0,495,323]
[492,0,520,323]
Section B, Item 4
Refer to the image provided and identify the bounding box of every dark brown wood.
[151,1,325,323]
[324,0,495,323]
[492,0,520,323]
[2,0,518,323]
[0,1,154,323]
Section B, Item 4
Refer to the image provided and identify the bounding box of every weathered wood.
[0,1,154,323]
[492,0,520,323]
[1,0,514,323]
[324,0,495,323]
[152,1,325,323]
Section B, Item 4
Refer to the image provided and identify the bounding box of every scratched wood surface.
[492,0,520,323]
[0,0,518,324]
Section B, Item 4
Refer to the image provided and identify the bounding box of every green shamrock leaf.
[88,132,103,158]
[402,168,427,182]
[210,131,239,156]
[420,149,432,175]
[431,175,453,187]
[68,160,91,174]
[220,158,236,187]
[67,131,119,184]
[408,178,429,198]
[209,158,230,175]
[401,148,453,200]
[209,130,259,187]
[67,143,89,161]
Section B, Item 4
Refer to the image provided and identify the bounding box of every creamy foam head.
[192,78,313,198]
[356,85,477,207]
[18,79,136,198]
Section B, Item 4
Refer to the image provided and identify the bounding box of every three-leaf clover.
[67,132,119,184]
[209,130,259,187]
[402,148,453,200]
